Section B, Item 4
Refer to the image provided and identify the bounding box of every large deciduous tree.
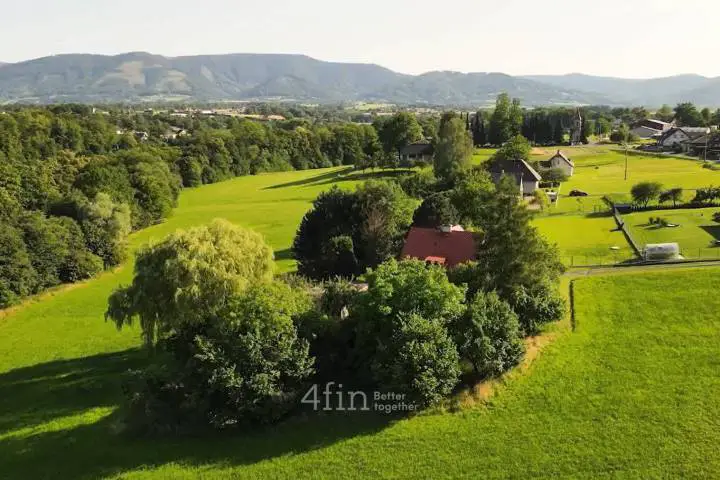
[433,114,474,182]
[106,218,274,346]
[631,182,663,207]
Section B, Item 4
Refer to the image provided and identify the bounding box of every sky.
[2,0,719,78]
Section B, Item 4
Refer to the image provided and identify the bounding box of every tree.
[370,312,460,407]
[508,281,566,336]
[79,193,132,267]
[451,291,524,377]
[488,93,513,146]
[433,115,474,182]
[352,259,465,403]
[539,167,569,185]
[412,192,460,228]
[0,224,38,308]
[450,168,495,227]
[658,187,683,207]
[106,219,274,346]
[490,135,531,164]
[354,180,416,268]
[701,108,712,126]
[293,181,414,280]
[656,104,674,123]
[610,124,630,143]
[293,187,361,280]
[597,118,612,137]
[631,182,663,207]
[453,177,565,299]
[712,109,720,127]
[123,281,314,433]
[375,113,423,163]
[509,98,524,137]
[674,103,703,127]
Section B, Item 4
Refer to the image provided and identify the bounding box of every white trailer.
[643,243,680,261]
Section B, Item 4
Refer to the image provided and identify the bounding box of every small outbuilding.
[400,142,434,165]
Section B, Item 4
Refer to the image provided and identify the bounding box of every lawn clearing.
[2,261,720,477]
[625,207,720,259]
[534,213,634,265]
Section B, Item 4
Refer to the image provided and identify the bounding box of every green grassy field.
[3,146,720,478]
[3,259,720,478]
[625,207,720,258]
[533,214,633,265]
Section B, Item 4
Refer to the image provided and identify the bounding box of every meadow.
[530,146,720,264]
[625,207,720,258]
[2,146,720,478]
[2,255,719,477]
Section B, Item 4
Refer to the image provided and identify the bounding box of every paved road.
[566,260,720,278]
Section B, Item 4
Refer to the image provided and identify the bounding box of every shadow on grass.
[700,225,720,244]
[0,350,394,479]
[274,248,294,261]
[312,169,415,187]
[263,167,353,190]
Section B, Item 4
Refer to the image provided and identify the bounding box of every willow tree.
[106,219,274,346]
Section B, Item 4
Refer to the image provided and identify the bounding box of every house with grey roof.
[488,159,542,196]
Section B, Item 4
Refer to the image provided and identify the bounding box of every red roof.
[400,227,478,268]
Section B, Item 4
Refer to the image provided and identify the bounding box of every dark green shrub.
[451,291,525,377]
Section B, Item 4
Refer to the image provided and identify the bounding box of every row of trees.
[0,107,434,307]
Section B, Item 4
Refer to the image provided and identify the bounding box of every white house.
[546,150,575,177]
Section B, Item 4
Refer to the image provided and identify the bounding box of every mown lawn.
[559,149,720,198]
[625,207,720,258]
[0,166,395,373]
[2,259,720,477]
[534,213,633,265]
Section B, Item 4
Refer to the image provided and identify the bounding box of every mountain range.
[0,52,718,107]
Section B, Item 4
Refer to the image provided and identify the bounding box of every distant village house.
[488,159,543,196]
[630,119,674,139]
[542,150,575,177]
[658,127,710,151]
[400,142,434,165]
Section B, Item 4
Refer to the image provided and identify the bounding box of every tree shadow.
[312,169,415,187]
[700,225,720,245]
[274,248,295,261]
[0,350,395,479]
[263,167,354,190]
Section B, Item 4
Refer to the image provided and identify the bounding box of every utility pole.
[624,143,629,181]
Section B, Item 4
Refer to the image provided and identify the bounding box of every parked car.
[569,190,589,197]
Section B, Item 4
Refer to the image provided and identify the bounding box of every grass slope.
[2,264,719,478]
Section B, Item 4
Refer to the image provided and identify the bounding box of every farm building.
[631,119,674,139]
[400,142,434,165]
[542,150,575,176]
[685,133,720,159]
[400,225,478,268]
[488,159,543,196]
[658,127,710,150]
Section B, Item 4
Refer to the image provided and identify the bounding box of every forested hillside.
[0,106,388,307]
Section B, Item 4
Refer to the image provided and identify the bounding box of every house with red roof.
[400,225,479,268]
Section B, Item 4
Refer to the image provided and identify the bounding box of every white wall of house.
[660,130,690,148]
[550,156,574,176]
